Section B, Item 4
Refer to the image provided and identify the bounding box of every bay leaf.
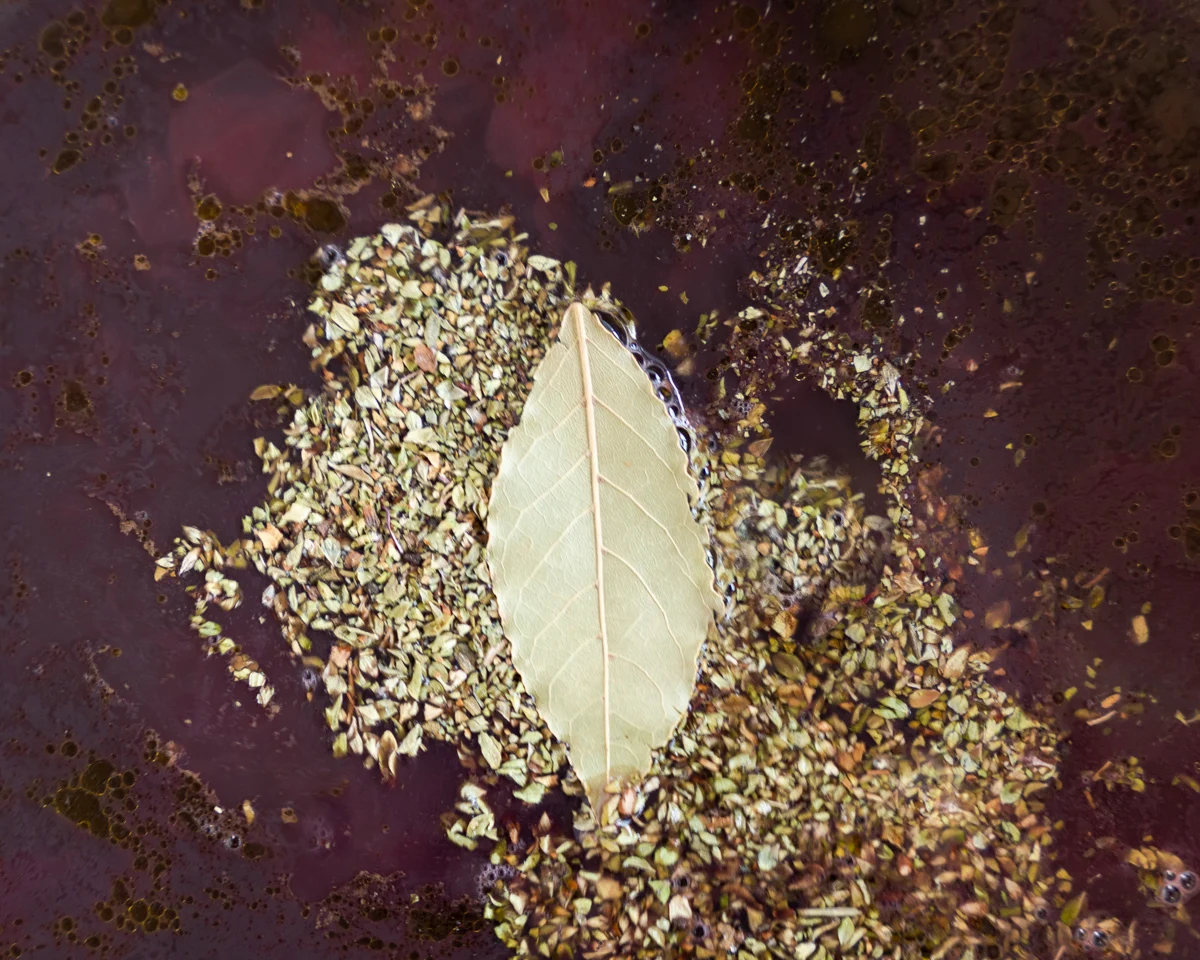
[513,781,546,805]
[396,723,423,757]
[487,302,720,812]
[403,426,438,446]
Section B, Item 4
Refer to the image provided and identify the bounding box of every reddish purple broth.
[1,0,1198,956]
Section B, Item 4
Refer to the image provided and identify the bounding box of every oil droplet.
[53,149,80,174]
[195,195,222,221]
[39,22,67,58]
[819,0,876,54]
[171,83,189,102]
[612,195,642,225]
[441,58,459,77]
[63,380,89,413]
[80,759,114,794]
[101,0,156,29]
[303,197,346,233]
[734,4,760,29]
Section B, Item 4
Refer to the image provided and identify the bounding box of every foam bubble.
[475,861,517,900]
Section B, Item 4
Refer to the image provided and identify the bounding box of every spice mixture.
[160,198,1068,960]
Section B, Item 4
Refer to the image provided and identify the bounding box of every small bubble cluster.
[473,861,516,901]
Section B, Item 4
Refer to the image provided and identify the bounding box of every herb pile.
[160,199,1066,960]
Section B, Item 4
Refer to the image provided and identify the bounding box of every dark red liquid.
[2,0,1198,956]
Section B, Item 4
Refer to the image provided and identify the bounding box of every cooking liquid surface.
[2,0,1199,955]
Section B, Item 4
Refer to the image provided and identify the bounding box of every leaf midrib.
[571,303,612,789]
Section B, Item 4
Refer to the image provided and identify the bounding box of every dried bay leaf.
[487,302,720,812]
[279,501,312,526]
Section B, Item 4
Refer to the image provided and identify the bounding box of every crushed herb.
[159,199,1070,959]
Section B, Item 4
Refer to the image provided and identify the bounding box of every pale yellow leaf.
[278,501,311,526]
[413,343,438,373]
[328,301,360,334]
[487,302,720,813]
[908,688,941,709]
[1060,891,1086,927]
[330,462,375,484]
[941,646,969,680]
[255,523,284,552]
[377,729,398,781]
[984,599,1011,629]
[249,384,283,401]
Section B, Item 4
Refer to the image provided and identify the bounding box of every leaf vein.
[510,511,588,604]
[526,581,593,661]
[512,452,587,518]
[610,653,669,715]
[593,398,693,501]
[601,476,709,603]
[602,548,687,666]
